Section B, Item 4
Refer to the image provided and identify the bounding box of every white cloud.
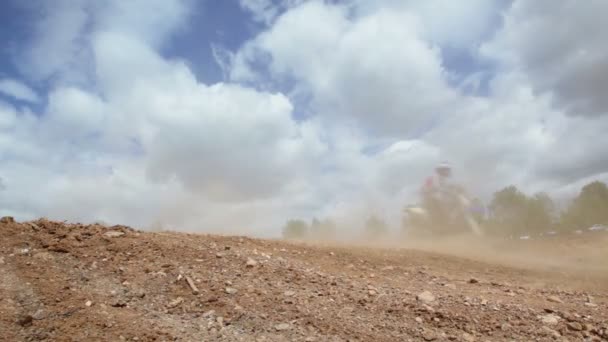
[352,0,506,49]
[239,0,308,25]
[233,1,457,138]
[239,0,278,25]
[4,0,608,237]
[482,0,608,117]
[0,79,40,103]
[16,0,91,84]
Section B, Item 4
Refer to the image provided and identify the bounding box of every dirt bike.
[402,187,483,238]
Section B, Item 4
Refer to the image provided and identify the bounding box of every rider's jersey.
[421,175,449,197]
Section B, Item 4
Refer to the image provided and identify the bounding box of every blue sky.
[0,0,500,121]
[1,0,607,236]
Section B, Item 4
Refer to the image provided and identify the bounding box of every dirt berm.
[1,217,607,341]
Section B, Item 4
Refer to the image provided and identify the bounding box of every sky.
[1,0,607,237]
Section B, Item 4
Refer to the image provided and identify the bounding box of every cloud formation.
[0,79,40,103]
[1,0,607,236]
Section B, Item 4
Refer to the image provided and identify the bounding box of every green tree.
[488,186,528,235]
[526,192,555,232]
[282,219,308,239]
[560,181,608,230]
[310,217,336,239]
[488,186,555,236]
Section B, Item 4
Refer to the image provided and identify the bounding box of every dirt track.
[1,218,607,341]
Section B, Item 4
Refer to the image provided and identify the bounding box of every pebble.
[541,326,561,338]
[417,291,436,303]
[275,323,291,331]
[422,329,437,341]
[284,291,296,297]
[167,297,183,308]
[462,332,475,342]
[547,295,563,303]
[104,231,125,238]
[85,300,93,307]
[540,314,560,325]
[415,317,423,323]
[32,309,46,320]
[469,278,479,284]
[225,287,238,294]
[567,322,583,331]
[246,258,258,267]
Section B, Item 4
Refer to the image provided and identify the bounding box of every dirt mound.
[1,217,607,341]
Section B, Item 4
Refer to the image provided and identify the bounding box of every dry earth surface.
[1,217,607,341]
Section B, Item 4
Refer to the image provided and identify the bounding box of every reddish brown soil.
[1,217,607,341]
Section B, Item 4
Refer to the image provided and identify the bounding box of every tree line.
[282,180,608,239]
[486,180,608,236]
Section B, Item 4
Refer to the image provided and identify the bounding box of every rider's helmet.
[435,161,451,178]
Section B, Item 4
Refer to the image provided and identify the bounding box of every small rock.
[216,253,223,258]
[481,299,488,306]
[567,322,583,331]
[540,314,560,325]
[246,258,258,268]
[541,326,561,338]
[381,266,394,271]
[547,295,563,303]
[275,323,291,331]
[417,291,436,303]
[421,304,434,313]
[32,309,46,320]
[415,317,423,323]
[422,330,437,341]
[468,278,479,284]
[216,316,224,325]
[501,323,511,331]
[284,291,296,297]
[584,302,598,308]
[305,337,316,342]
[85,300,93,307]
[104,231,125,238]
[129,289,146,299]
[462,332,475,342]
[167,297,184,308]
[444,283,457,290]
[225,287,238,294]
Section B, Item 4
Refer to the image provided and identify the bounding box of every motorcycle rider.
[420,161,457,226]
